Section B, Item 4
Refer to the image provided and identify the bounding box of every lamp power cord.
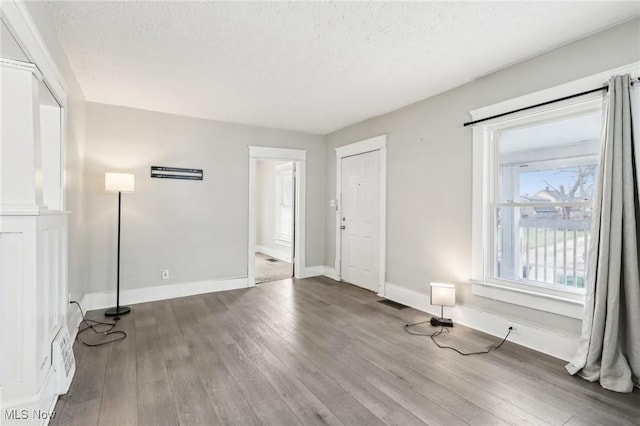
[70,301,127,346]
[404,320,512,356]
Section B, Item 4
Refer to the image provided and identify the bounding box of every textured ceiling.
[45,1,639,134]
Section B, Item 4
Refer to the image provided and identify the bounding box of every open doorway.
[248,146,307,287]
[255,160,294,283]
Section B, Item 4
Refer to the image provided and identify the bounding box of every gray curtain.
[566,74,640,393]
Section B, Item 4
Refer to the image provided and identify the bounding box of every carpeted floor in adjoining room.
[255,252,293,284]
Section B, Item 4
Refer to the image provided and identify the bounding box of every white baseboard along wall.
[310,267,579,360]
[77,278,248,313]
[70,271,578,364]
[73,267,335,318]
[382,282,579,361]
[255,245,292,263]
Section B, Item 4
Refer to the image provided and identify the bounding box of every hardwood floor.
[51,277,640,426]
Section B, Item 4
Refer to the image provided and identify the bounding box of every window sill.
[470,280,585,319]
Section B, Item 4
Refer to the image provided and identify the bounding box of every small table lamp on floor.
[104,172,135,317]
[430,282,455,327]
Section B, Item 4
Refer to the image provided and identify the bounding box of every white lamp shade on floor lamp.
[105,173,135,193]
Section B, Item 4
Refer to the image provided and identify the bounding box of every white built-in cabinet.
[0,56,69,422]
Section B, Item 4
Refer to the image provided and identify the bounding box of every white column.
[0,58,67,419]
[0,59,44,213]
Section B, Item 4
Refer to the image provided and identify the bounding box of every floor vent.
[377,299,409,310]
[266,258,279,262]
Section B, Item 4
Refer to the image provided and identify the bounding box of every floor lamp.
[104,172,135,317]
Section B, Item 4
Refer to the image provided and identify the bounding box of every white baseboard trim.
[322,266,339,281]
[79,277,248,312]
[256,245,291,263]
[384,282,579,361]
[299,265,324,278]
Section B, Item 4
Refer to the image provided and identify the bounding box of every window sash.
[481,98,602,294]
[490,204,592,291]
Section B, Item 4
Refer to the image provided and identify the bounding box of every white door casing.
[335,135,386,295]
[248,147,306,286]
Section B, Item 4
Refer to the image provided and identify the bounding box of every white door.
[340,150,380,291]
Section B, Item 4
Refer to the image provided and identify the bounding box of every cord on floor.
[404,320,511,356]
[70,300,126,346]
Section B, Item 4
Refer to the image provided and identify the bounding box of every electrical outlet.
[508,324,517,334]
[161,269,169,280]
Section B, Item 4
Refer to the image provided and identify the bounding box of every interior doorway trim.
[248,146,307,287]
[335,134,387,295]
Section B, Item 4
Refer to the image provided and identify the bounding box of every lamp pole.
[105,190,131,317]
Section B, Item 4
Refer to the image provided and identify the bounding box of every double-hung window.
[472,92,604,315]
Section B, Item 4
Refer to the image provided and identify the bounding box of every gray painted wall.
[324,18,640,337]
[84,103,324,294]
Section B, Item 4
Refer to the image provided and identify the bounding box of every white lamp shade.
[430,282,456,307]
[105,173,135,193]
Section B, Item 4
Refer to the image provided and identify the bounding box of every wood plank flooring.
[51,277,640,426]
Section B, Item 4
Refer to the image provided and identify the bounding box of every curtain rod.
[463,77,639,127]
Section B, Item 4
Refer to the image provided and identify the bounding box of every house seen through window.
[489,103,602,292]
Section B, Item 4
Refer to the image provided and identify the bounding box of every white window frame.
[470,63,639,319]
[489,100,601,287]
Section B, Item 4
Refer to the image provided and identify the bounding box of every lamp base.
[105,306,131,316]
[430,317,454,327]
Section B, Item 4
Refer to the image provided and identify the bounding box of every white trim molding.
[322,266,339,281]
[300,265,324,278]
[248,146,307,161]
[384,282,580,361]
[335,135,387,295]
[248,146,307,286]
[0,57,43,80]
[471,280,584,319]
[78,278,247,312]
[335,134,386,158]
[256,245,291,263]
[0,0,68,107]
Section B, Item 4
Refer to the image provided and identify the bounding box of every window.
[472,96,603,301]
